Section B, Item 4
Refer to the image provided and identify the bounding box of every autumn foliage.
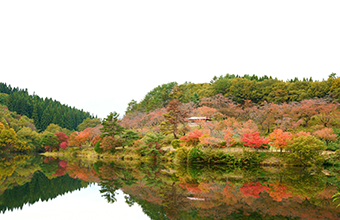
[180,130,203,147]
[223,128,235,149]
[313,128,337,146]
[269,129,292,153]
[240,132,270,150]
[240,182,269,198]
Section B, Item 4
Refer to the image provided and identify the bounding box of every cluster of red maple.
[121,94,340,151]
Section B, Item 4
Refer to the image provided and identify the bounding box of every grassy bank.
[42,145,335,167]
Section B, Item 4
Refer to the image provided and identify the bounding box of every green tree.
[17,127,41,151]
[125,99,138,115]
[286,135,325,167]
[121,130,140,148]
[160,100,188,139]
[77,118,101,131]
[191,92,200,107]
[40,108,52,131]
[40,133,59,152]
[100,112,125,138]
[43,123,71,136]
[0,124,18,151]
[31,103,40,130]
[139,133,165,160]
[0,93,8,105]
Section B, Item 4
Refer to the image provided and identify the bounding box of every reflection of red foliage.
[223,182,234,197]
[179,182,202,194]
[45,145,57,151]
[59,160,67,167]
[240,182,269,198]
[269,182,292,201]
[66,164,99,182]
[43,157,56,163]
[53,166,67,176]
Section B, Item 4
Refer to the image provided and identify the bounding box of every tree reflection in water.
[1,155,340,219]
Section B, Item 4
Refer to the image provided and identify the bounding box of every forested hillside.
[0,82,93,131]
[126,73,339,114]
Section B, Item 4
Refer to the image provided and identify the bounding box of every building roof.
[187,117,211,121]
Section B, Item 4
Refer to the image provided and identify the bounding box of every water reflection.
[1,154,340,219]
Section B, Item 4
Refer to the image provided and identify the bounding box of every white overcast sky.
[1,1,339,119]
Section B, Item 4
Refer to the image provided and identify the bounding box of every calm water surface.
[1,154,340,220]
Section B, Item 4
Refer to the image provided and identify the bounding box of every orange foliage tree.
[68,125,102,148]
[269,129,292,153]
[69,131,91,147]
[193,106,218,118]
[223,128,235,151]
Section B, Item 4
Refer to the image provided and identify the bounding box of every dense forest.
[0,82,94,131]
[0,82,100,153]
[126,73,339,114]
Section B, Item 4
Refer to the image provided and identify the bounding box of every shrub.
[171,139,181,149]
[162,134,175,146]
[94,140,103,154]
[175,147,189,163]
[286,135,325,167]
[326,142,340,151]
[187,147,204,164]
[240,149,261,165]
[202,147,236,164]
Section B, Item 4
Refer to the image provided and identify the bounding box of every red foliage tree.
[120,111,146,129]
[294,131,311,137]
[180,129,203,147]
[315,102,339,127]
[241,132,270,150]
[141,108,166,127]
[68,130,92,147]
[292,99,323,127]
[193,106,218,118]
[54,132,69,144]
[237,120,259,136]
[60,142,68,149]
[313,127,337,146]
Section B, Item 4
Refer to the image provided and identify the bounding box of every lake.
[1,154,340,220]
